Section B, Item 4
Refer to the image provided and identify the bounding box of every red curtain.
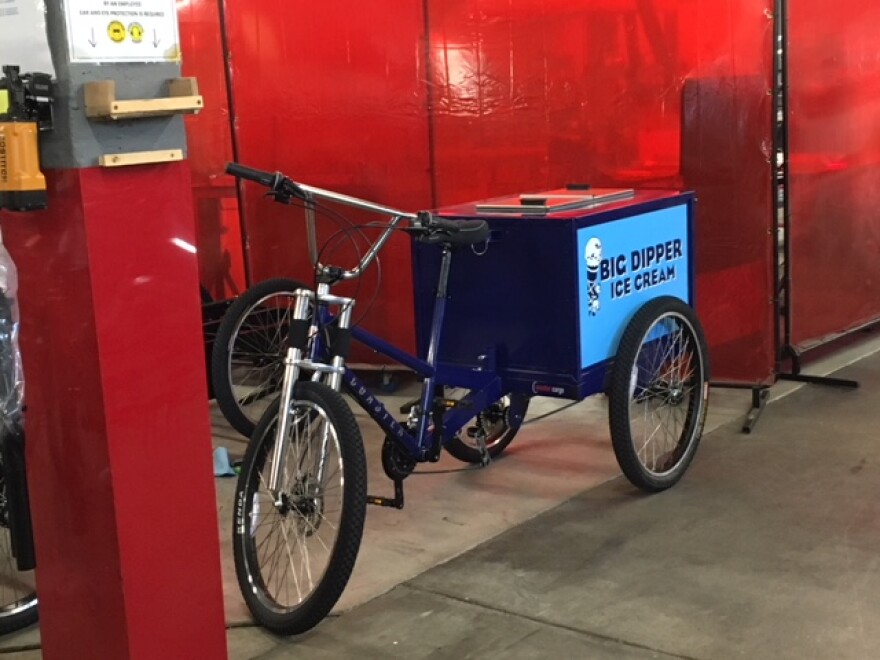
[178,0,245,301]
[186,0,776,381]
[787,3,880,351]
[219,0,432,353]
[427,0,775,382]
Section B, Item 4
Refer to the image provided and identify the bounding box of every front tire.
[233,382,367,635]
[608,296,709,492]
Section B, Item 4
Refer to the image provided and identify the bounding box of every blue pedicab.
[222,164,710,635]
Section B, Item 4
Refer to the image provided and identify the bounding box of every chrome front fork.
[267,284,355,498]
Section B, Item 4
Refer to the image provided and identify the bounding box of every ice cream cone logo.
[585,237,602,315]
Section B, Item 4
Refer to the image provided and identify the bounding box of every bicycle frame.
[342,325,503,462]
[263,186,501,497]
[266,279,504,498]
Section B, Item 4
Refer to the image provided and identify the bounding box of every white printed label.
[65,0,180,63]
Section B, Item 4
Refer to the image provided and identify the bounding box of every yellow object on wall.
[0,122,47,210]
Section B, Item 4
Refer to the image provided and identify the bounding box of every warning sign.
[65,0,180,63]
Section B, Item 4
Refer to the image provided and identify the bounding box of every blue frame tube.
[343,368,423,458]
[415,248,452,448]
[340,248,458,462]
[350,325,434,377]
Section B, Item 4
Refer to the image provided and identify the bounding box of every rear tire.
[608,296,709,492]
[233,382,367,635]
[212,278,309,436]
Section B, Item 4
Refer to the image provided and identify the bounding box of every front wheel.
[233,382,367,635]
[608,296,710,492]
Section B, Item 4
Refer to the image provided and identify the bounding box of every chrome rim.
[227,292,298,424]
[627,312,703,477]
[446,390,511,450]
[245,401,344,613]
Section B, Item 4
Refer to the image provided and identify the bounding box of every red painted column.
[0,163,227,658]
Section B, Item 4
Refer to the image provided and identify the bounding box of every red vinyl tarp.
[787,3,880,351]
[427,1,776,382]
[185,0,777,381]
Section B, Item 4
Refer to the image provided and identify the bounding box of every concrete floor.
[3,332,880,658]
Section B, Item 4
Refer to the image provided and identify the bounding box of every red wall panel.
[427,0,776,382]
[178,0,246,300]
[788,4,880,350]
[216,0,775,380]
[222,0,433,354]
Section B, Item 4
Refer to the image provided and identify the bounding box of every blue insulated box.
[411,190,696,400]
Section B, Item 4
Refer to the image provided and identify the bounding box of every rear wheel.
[212,278,309,436]
[443,392,530,464]
[608,296,709,492]
[233,382,367,635]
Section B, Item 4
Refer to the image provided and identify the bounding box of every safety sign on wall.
[64,0,180,63]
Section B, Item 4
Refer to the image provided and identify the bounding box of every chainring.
[381,436,416,481]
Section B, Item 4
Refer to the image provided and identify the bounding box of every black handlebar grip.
[225,162,276,187]
[427,217,460,231]
[418,218,490,246]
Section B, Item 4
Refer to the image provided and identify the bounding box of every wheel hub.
[277,478,323,535]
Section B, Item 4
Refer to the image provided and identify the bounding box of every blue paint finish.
[439,377,502,441]
[412,220,579,380]
[343,368,422,457]
[577,205,690,368]
[413,190,694,400]
[686,197,698,308]
[351,325,434,377]
[433,363,502,390]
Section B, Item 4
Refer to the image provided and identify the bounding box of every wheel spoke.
[620,307,705,484]
[238,394,351,616]
[215,285,306,434]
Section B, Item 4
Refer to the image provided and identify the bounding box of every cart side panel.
[413,219,579,384]
[577,203,691,369]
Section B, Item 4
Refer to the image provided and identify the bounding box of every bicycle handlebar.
[414,213,490,246]
[225,163,307,199]
[226,162,489,280]
[225,162,277,187]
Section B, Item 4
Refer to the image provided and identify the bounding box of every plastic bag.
[0,232,24,429]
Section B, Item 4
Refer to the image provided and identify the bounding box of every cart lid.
[437,188,692,223]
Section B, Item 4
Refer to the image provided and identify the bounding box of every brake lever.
[263,190,294,204]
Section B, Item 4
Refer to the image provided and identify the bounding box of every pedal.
[473,430,491,467]
[366,479,405,509]
[442,397,472,409]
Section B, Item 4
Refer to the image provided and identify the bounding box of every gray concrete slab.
[9,331,880,657]
[225,346,880,659]
[402,357,880,659]
[226,587,683,660]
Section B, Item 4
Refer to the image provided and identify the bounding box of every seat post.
[414,246,454,453]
